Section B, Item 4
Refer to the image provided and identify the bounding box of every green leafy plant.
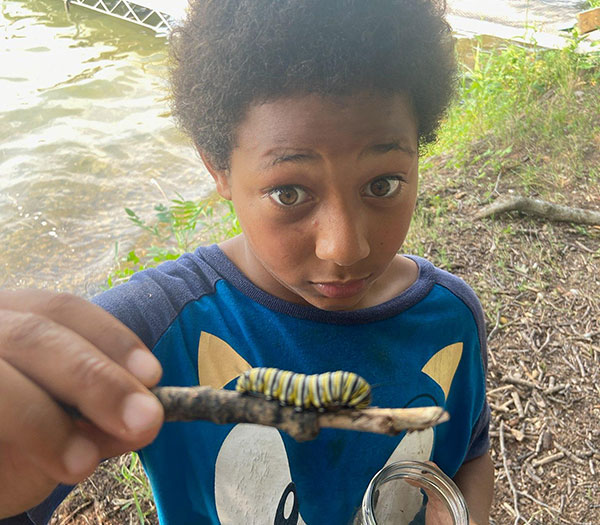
[107,195,241,288]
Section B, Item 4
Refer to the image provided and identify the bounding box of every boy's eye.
[363,176,404,198]
[268,185,309,207]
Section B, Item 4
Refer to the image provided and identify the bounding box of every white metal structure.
[67,0,187,34]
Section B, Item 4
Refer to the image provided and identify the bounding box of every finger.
[0,290,161,386]
[0,443,58,518]
[0,358,100,485]
[0,309,164,441]
[74,418,157,460]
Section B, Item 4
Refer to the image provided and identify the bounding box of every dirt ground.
[419,183,600,525]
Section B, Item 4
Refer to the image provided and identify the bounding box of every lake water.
[0,0,212,296]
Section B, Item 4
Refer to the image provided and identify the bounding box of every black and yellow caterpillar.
[236,367,372,410]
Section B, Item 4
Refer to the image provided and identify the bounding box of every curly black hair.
[170,0,456,170]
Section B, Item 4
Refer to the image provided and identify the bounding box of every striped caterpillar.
[236,367,372,411]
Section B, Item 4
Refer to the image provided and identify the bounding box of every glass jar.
[357,460,470,525]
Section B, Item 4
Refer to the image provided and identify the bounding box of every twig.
[475,196,600,225]
[554,443,588,466]
[57,500,93,525]
[524,464,543,484]
[515,491,579,524]
[543,384,568,396]
[504,375,538,390]
[516,490,561,515]
[152,386,449,442]
[488,384,514,396]
[511,391,525,418]
[536,330,552,353]
[487,310,502,342]
[534,426,550,456]
[532,451,565,467]
[573,352,586,378]
[574,240,596,254]
[500,421,521,525]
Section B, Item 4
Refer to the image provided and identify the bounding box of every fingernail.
[122,392,163,434]
[127,348,162,384]
[63,435,98,476]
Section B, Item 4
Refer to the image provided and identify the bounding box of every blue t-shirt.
[14,245,489,525]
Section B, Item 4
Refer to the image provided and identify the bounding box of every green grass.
[112,453,156,524]
[428,35,599,159]
[417,35,600,203]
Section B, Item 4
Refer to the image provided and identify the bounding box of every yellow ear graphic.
[421,342,463,401]
[198,332,252,389]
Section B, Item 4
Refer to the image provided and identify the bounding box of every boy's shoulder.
[408,255,483,314]
[92,245,223,349]
[96,245,222,303]
[406,255,486,354]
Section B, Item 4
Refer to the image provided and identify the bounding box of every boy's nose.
[314,207,370,267]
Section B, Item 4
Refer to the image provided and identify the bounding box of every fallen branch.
[152,386,449,442]
[531,451,565,468]
[554,443,588,466]
[499,421,522,525]
[475,196,600,225]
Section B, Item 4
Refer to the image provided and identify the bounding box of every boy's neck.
[218,235,418,310]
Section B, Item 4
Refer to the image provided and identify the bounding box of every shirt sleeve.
[432,263,491,464]
[0,484,73,525]
[463,401,491,462]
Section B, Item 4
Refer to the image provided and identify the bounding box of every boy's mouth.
[311,278,369,299]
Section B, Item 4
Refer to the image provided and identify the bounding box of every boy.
[0,0,494,523]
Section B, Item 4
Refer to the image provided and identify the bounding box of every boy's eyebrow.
[264,151,319,168]
[361,139,416,157]
[263,138,416,169]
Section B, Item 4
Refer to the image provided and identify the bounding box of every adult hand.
[0,290,164,518]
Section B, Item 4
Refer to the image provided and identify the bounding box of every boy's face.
[207,92,419,311]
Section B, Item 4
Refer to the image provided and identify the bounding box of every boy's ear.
[199,152,232,200]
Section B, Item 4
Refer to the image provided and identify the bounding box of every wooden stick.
[152,386,449,442]
[499,421,521,525]
[531,451,565,468]
[475,196,600,225]
[554,443,588,466]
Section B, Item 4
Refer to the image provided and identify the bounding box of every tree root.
[475,196,600,225]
